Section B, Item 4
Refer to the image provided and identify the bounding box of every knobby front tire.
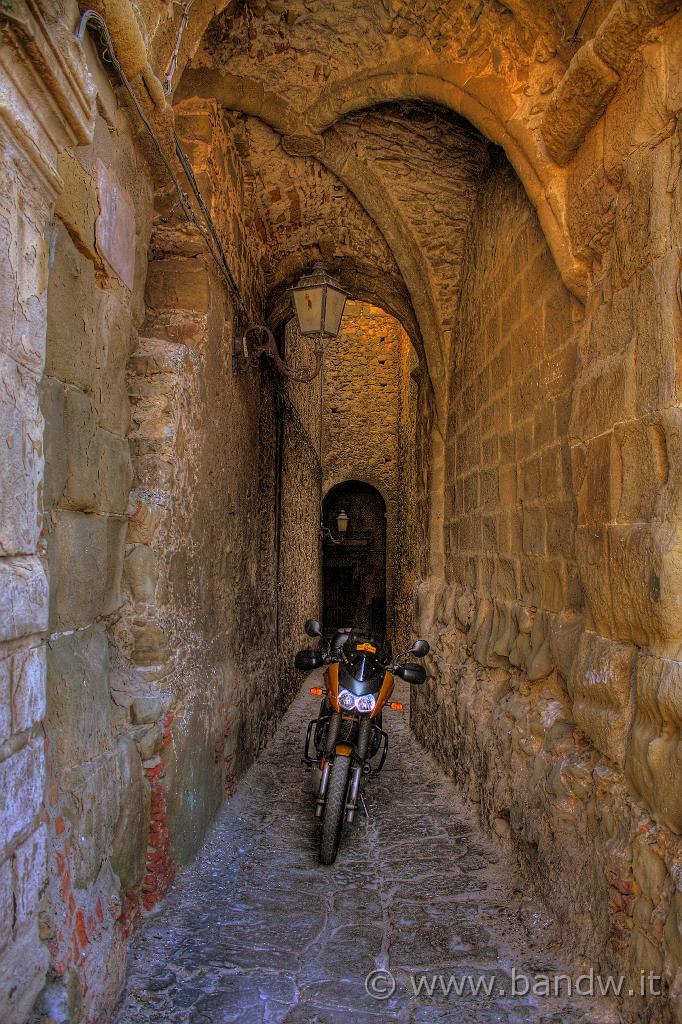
[319,754,350,865]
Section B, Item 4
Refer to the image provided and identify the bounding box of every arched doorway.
[322,481,387,637]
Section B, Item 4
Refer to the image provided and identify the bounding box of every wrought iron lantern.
[242,264,348,383]
[336,510,349,536]
[290,263,348,340]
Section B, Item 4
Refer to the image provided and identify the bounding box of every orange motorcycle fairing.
[371,671,395,718]
[325,661,340,712]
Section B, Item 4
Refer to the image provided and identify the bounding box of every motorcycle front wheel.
[319,753,351,865]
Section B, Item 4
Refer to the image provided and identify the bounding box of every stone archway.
[322,481,387,636]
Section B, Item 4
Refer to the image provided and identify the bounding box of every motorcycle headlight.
[338,688,357,711]
[356,694,376,714]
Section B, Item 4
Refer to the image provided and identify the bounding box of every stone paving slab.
[112,679,622,1024]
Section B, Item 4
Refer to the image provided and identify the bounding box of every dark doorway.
[322,481,387,637]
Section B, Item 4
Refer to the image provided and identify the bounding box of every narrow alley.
[113,679,617,1024]
[1,2,682,1023]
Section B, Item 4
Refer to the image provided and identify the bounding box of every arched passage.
[322,481,387,635]
[176,66,587,303]
[3,3,682,1022]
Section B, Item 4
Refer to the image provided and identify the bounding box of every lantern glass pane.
[292,285,323,335]
[323,286,347,337]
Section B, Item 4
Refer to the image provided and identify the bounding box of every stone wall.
[0,3,96,1019]
[445,150,581,627]
[395,333,423,652]
[40,85,154,1016]
[25,71,321,1024]
[272,321,324,701]
[413,16,682,1019]
[111,94,321,944]
[322,302,419,645]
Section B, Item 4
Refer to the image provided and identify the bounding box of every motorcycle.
[295,618,430,865]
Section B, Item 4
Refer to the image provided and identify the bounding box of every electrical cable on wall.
[77,8,251,323]
[569,0,595,42]
[163,0,194,94]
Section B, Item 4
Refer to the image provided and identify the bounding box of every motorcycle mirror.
[304,618,322,638]
[295,648,324,671]
[395,662,427,685]
[409,639,430,658]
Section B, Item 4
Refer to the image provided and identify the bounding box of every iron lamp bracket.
[242,323,323,383]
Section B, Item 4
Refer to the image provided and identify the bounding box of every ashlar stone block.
[0,658,10,743]
[55,388,133,515]
[594,0,656,74]
[581,278,636,365]
[614,417,668,523]
[0,739,44,850]
[568,629,636,765]
[10,645,46,735]
[123,545,158,605]
[609,522,682,647]
[612,142,675,287]
[95,289,136,437]
[48,510,126,629]
[62,387,97,510]
[61,752,121,888]
[145,258,211,314]
[0,351,43,557]
[633,252,681,417]
[0,918,48,1024]
[110,736,150,891]
[45,226,102,395]
[570,352,632,441]
[95,159,136,290]
[541,41,619,165]
[576,525,614,635]
[572,433,621,528]
[55,151,98,262]
[12,823,47,928]
[626,652,682,832]
[40,376,67,511]
[0,556,49,643]
[46,624,118,769]
[0,857,11,953]
[654,406,682,524]
[94,430,134,515]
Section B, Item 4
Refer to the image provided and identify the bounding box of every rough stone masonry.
[0,0,681,1022]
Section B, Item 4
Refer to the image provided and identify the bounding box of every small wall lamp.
[336,510,349,536]
[321,508,350,545]
[242,264,348,382]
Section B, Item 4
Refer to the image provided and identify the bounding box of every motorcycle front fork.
[315,760,331,818]
[315,715,373,823]
[345,763,364,824]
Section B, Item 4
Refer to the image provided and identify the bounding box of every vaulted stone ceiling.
[168,0,603,89]
[331,105,491,346]
[165,0,633,413]
[227,103,491,364]
[228,114,411,326]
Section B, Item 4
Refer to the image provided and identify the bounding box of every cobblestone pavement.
[113,678,621,1024]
